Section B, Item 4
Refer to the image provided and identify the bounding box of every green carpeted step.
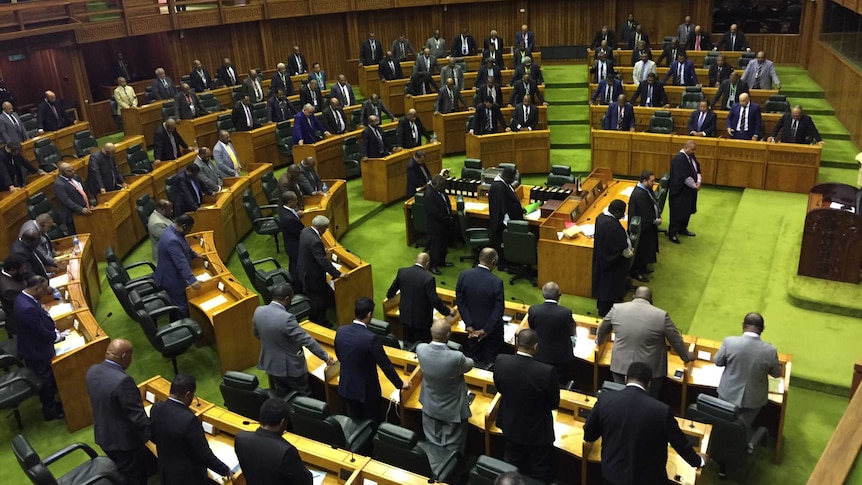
[549,149,593,174]
[821,140,860,168]
[545,82,589,89]
[794,97,835,116]
[781,89,825,99]
[817,166,859,185]
[545,88,588,102]
[547,108,589,124]
[811,115,851,141]
[550,125,590,148]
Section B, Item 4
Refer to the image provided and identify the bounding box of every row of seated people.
[0,91,72,145]
[591,14,753,56]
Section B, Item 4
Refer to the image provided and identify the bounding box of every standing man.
[267,89,296,124]
[391,35,415,62]
[359,94,397,126]
[53,162,91,234]
[235,398,313,485]
[630,73,669,108]
[687,25,712,51]
[193,147,222,193]
[147,199,173,263]
[628,171,660,282]
[307,63,327,90]
[213,130,242,177]
[386,253,456,346]
[493,329,559,484]
[426,30,447,60]
[632,52,657,87]
[360,115,393,160]
[405,150,432,197]
[677,17,694,47]
[153,119,189,165]
[243,69,265,104]
[716,24,750,52]
[379,51,404,81]
[711,72,749,111]
[86,143,127,195]
[597,287,694,398]
[153,214,201,316]
[396,109,431,149]
[36,91,69,132]
[322,98,349,135]
[300,79,324,112]
[662,53,698,86]
[715,312,782,425]
[150,374,233,484]
[0,102,29,144]
[331,74,357,107]
[435,78,469,115]
[278,191,304,285]
[0,254,28,334]
[359,32,384,67]
[518,282,575,385]
[216,58,239,87]
[708,55,733,87]
[293,104,330,145]
[515,24,535,53]
[172,164,211,215]
[440,57,465,91]
[270,63,294,97]
[288,47,308,76]
[488,166,522,269]
[86,339,152,485]
[592,199,632,316]
[297,216,346,327]
[667,140,701,244]
[769,105,824,145]
[174,83,207,120]
[254,283,335,395]
[688,100,717,137]
[455,248,504,366]
[470,97,509,135]
[114,77,138,112]
[510,94,539,132]
[413,48,439,76]
[583,362,705,484]
[297,157,324,196]
[231,94,256,132]
[149,70,177,101]
[188,60,212,92]
[335,297,408,421]
[603,94,636,131]
[416,319,474,453]
[741,51,780,90]
[452,28,478,57]
[0,142,44,191]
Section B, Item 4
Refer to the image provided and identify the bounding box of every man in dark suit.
[54,162,92,234]
[711,72,750,110]
[0,254,27,334]
[509,57,544,86]
[331,74,357,107]
[231,95,256,132]
[335,297,407,421]
[484,29,503,51]
[150,374,233,484]
[308,63,327,90]
[662,54,698,86]
[451,28,478,56]
[708,54,734,87]
[716,24,750,51]
[627,171,661,282]
[270,63,295,97]
[216,58,240,87]
[434,78,469,114]
[153,119,189,164]
[189,59,213,92]
[515,24,535,53]
[510,73,545,106]
[474,59,503,89]
[293,104,330,146]
[494,329,559,484]
[297,216,345,326]
[667,140,701,244]
[594,40,615,62]
[299,79,324,112]
[631,73,669,108]
[413,48,440,76]
[386,252,455,344]
[590,51,616,84]
[423,175,454,274]
[391,34,416,62]
[360,94,397,126]
[520,282,575,385]
[235,398,313,485]
[321,98,350,135]
[153,215,201,316]
[688,100,717,137]
[172,164,210,215]
[175,83,207,121]
[769,105,824,145]
[627,24,651,50]
[0,142,43,191]
[396,109,431,149]
[405,150,433,197]
[592,199,632,316]
[359,32,384,67]
[405,71,439,97]
[267,89,296,124]
[378,52,404,81]
[603,94,636,131]
[475,80,504,108]
[86,143,126,196]
[488,167,522,268]
[656,38,686,67]
[726,93,762,140]
[592,26,617,49]
[687,25,712,51]
[583,362,705,485]
[511,95,539,132]
[360,115,393,160]
[278,191,304,284]
[619,13,637,49]
[630,40,652,67]
[297,157,324,196]
[470,98,510,135]
[455,248,505,365]
[36,91,68,133]
[288,46,308,76]
[590,77,623,106]
[115,52,134,82]
[149,69,177,101]
[12,229,54,279]
[483,42,504,69]
[0,101,29,144]
[85,339,152,485]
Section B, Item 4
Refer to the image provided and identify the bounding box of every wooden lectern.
[798,183,862,284]
[361,143,443,204]
[321,232,374,325]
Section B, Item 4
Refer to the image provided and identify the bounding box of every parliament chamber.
[0,0,860,484]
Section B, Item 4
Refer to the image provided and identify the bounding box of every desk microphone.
[227,277,249,296]
[509,296,527,309]
[344,248,363,264]
[96,312,113,337]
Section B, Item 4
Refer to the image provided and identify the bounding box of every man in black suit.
[0,254,27,334]
[297,157,324,196]
[331,74,357,107]
[589,51,616,84]
[592,199,632,316]
[627,24,651,50]
[115,52,134,82]
[655,38,686,67]
[386,252,455,345]
[359,32,384,67]
[360,115,393,160]
[708,55,733,87]
[602,94,636,131]
[473,59,503,90]
[36,91,68,133]
[267,89,296,124]
[509,57,544,86]
[86,339,152,485]
[687,25,712,51]
[511,94,539,132]
[12,229,55,279]
[153,119,189,164]
[488,166,522,268]
[287,46,308,76]
[455,248,505,365]
[405,71,439,97]
[434,78,469,114]
[470,98,510,135]
[86,143,127,195]
[235,398,312,485]
[278,191,304,285]
[216,58,240,87]
[594,40,615,63]
[716,24,750,52]
[149,69,177,101]
[451,28,478,56]
[231,95,256,132]
[628,171,661,282]
[519,282,575,385]
[619,13,637,48]
[475,80,504,108]
[769,105,824,145]
[710,72,749,110]
[378,51,404,81]
[188,60,212,92]
[242,69,266,104]
[360,94,397,126]
[405,150,433,197]
[667,140,701,244]
[482,44,504,70]
[592,26,617,49]
[322,98,350,135]
[335,297,407,421]
[270,63,295,97]
[630,73,669,108]
[584,362,705,485]
[493,329,559,484]
[396,109,431,149]
[297,216,345,327]
[423,175,454,274]
[174,83,207,120]
[0,142,43,191]
[688,100,717,137]
[150,374,234,484]
[484,29,503,51]
[172,164,210,215]
[509,73,545,106]
[299,79,324,112]
[54,162,92,234]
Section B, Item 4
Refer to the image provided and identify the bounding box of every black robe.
[592,213,630,301]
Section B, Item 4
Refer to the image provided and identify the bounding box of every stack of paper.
[48,302,75,319]
[199,295,228,312]
[524,210,542,221]
[503,322,518,345]
[49,274,69,288]
[207,439,241,479]
[54,332,86,356]
[620,186,635,197]
[465,202,488,212]
[768,376,785,394]
[579,224,596,238]
[690,364,724,385]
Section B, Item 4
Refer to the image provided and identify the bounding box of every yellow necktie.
[226,144,239,171]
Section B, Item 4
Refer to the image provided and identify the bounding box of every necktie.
[342,84,349,103]
[244,104,252,126]
[605,83,611,103]
[70,178,90,209]
[389,61,395,76]
[678,63,683,85]
[617,107,623,130]
[192,180,201,204]
[370,40,376,55]
[311,89,317,106]
[697,112,705,131]
[636,33,641,44]
[524,82,530,95]
[462,37,468,54]
[642,63,648,81]
[400,42,405,57]
[374,128,384,150]
[296,55,302,72]
[647,85,653,106]
[162,79,168,88]
[448,88,454,106]
[199,70,206,84]
[441,192,450,213]
[226,143,240,171]
[168,131,177,158]
[187,95,194,114]
[335,109,344,132]
[731,34,736,50]
[50,103,59,120]
[672,49,677,62]
[280,74,286,89]
[8,113,24,138]
[316,73,322,86]
[754,65,762,89]
[600,62,606,81]
[791,119,798,140]
[254,81,262,101]
[696,36,701,50]
[411,121,417,141]
[741,105,748,132]
[435,39,439,49]
[229,68,235,85]
[523,106,528,125]
[486,108,492,131]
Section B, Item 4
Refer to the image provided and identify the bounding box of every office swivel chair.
[372,423,459,483]
[457,196,490,265]
[646,111,674,133]
[546,165,574,187]
[501,220,538,286]
[12,435,121,485]
[290,396,375,454]
[219,371,298,422]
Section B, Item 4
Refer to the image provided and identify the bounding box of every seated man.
[688,100,717,137]
[511,94,539,132]
[0,142,44,192]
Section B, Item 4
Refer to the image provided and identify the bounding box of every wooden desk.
[232,123,287,168]
[379,78,410,116]
[121,101,166,146]
[194,176,247,261]
[176,111,221,154]
[292,122,397,180]
[73,189,136,262]
[587,49,742,68]
[587,105,786,138]
[21,121,90,161]
[434,111,474,155]
[465,130,550,174]
[301,179,349,240]
[321,232,374,326]
[360,143,443,204]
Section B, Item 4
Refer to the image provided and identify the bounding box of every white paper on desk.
[464,202,489,212]
[690,364,724,384]
[332,262,343,271]
[195,271,212,282]
[557,231,565,240]
[524,210,542,221]
[697,350,712,361]
[389,389,401,404]
[364,479,379,485]
[573,327,597,359]
[311,362,328,381]
[620,186,635,197]
[48,302,75,319]
[54,332,86,356]
[310,469,327,485]
[49,274,69,288]
[207,439,241,475]
[580,224,595,238]
[769,376,785,394]
[199,295,228,312]
[503,322,518,345]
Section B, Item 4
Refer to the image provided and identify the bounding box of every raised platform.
[789,274,862,319]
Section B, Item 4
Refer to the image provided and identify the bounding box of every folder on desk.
[199,295,229,312]
[48,302,75,319]
[49,274,70,288]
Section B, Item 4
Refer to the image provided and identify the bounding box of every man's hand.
[817,140,825,147]
[474,329,487,340]
[326,356,337,366]
[542,102,549,106]
[629,127,635,132]
[401,381,412,390]
[338,272,350,280]
[100,188,106,194]
[81,208,92,215]
[751,135,759,141]
[468,129,475,135]
[122,183,129,189]
[505,127,512,132]
[775,84,781,90]
[9,186,18,192]
[687,351,697,362]
[191,281,202,290]
[154,159,162,166]
[656,218,662,226]
[767,136,776,143]
[323,131,332,137]
[468,107,475,111]
[726,128,734,136]
[37,169,47,175]
[297,140,304,145]
[694,182,701,191]
[697,452,709,467]
[465,326,475,337]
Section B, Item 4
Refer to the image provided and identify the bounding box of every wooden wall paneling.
[0,48,84,111]
[737,34,802,64]
[442,2,520,49]
[264,0,310,18]
[261,16,353,85]
[529,0,613,47]
[808,42,862,147]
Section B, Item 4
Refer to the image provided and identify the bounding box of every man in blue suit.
[726,93,762,140]
[662,53,698,86]
[171,164,211,216]
[603,94,636,131]
[153,214,201,316]
[15,275,64,420]
[590,77,623,106]
[455,248,505,365]
[292,104,330,146]
[334,297,408,421]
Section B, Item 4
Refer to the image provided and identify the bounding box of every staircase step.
[545,88,588,102]
[793,98,834,116]
[547,109,589,122]
[546,82,589,89]
[781,89,825,99]
[821,141,860,168]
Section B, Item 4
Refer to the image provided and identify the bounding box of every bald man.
[36,90,68,133]
[86,339,152,485]
[86,143,127,195]
[518,282,575,384]
[386,253,456,346]
[153,118,189,164]
[396,109,431,149]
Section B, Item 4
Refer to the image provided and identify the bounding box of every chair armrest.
[0,354,24,370]
[124,279,159,294]
[466,228,490,238]
[150,305,181,322]
[0,374,41,394]
[155,324,196,342]
[747,426,769,454]
[253,217,278,225]
[259,204,278,213]
[80,472,123,485]
[43,442,99,465]
[124,260,156,273]
[348,419,375,444]
[60,154,77,160]
[252,257,282,269]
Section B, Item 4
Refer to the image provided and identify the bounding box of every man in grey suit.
[596,287,694,398]
[193,147,222,193]
[413,48,439,75]
[426,31,447,59]
[253,283,336,395]
[714,312,782,425]
[0,101,29,144]
[740,51,781,90]
[440,57,465,90]
[416,319,474,454]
